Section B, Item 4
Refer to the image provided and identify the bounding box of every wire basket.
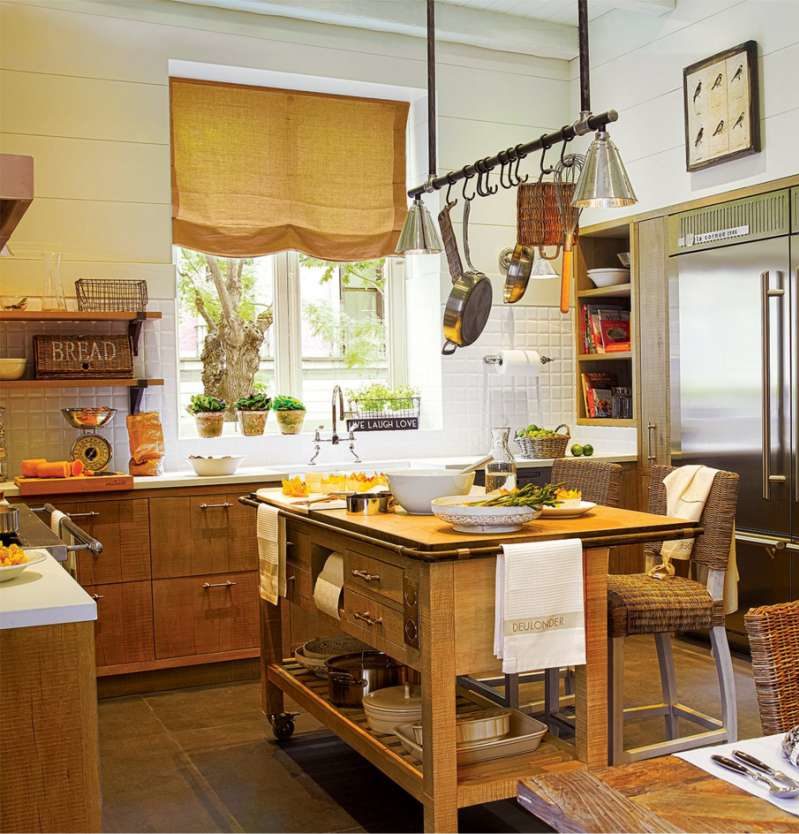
[347,396,420,421]
[75,279,148,312]
[515,424,570,459]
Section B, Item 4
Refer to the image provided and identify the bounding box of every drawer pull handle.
[351,569,381,583]
[287,575,296,583]
[202,580,237,590]
[199,502,232,510]
[91,593,104,601]
[68,511,101,520]
[353,611,383,627]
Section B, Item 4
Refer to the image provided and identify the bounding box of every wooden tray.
[14,472,133,495]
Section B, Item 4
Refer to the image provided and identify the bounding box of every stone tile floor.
[100,636,761,833]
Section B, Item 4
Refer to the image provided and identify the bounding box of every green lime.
[582,444,594,456]
[570,444,583,457]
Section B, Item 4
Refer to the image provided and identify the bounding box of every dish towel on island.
[493,539,586,675]
[257,502,285,604]
[648,464,739,614]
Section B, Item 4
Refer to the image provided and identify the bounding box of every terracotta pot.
[193,412,224,438]
[275,409,305,435]
[237,409,269,436]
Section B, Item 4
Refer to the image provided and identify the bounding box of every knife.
[733,749,799,789]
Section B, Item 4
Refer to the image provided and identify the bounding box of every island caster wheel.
[271,713,295,741]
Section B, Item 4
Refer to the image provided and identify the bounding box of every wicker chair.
[745,601,799,734]
[608,464,739,764]
[544,460,624,715]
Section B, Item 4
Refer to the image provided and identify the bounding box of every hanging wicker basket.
[516,424,571,459]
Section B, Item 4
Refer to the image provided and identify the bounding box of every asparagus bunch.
[475,482,561,508]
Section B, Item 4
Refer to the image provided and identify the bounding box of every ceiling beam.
[169,0,578,60]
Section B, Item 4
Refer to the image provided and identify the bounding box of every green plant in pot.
[272,395,306,435]
[187,393,226,438]
[234,389,272,437]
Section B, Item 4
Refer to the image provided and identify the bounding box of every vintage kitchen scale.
[62,406,117,471]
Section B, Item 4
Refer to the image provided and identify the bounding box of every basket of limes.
[515,424,571,459]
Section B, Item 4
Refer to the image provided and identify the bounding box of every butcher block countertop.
[253,489,699,558]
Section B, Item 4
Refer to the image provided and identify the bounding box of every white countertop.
[0,551,97,631]
[0,452,637,495]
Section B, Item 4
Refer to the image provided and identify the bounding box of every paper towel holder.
[483,352,553,366]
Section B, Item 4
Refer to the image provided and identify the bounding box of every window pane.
[177,248,274,435]
[297,254,389,429]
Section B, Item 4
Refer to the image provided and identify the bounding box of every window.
[176,248,406,435]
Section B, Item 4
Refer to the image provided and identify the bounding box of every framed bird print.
[683,40,760,172]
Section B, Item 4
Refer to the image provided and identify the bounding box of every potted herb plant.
[271,395,306,435]
[234,389,272,436]
[187,393,226,438]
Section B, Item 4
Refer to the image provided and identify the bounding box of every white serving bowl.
[587,268,630,288]
[0,551,47,583]
[187,455,245,476]
[386,469,475,515]
[0,358,27,380]
[432,494,540,533]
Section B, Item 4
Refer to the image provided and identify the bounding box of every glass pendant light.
[530,253,558,279]
[396,196,442,255]
[572,130,637,209]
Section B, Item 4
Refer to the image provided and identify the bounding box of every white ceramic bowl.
[187,455,245,476]
[386,469,475,515]
[0,358,27,380]
[587,268,630,288]
[0,551,47,583]
[432,494,540,533]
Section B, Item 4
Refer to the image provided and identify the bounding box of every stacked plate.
[363,684,422,735]
[294,635,371,678]
[411,708,510,747]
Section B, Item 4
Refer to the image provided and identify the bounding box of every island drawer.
[341,587,406,651]
[344,550,404,607]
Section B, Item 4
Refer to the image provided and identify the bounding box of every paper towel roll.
[313,552,345,620]
[495,350,546,377]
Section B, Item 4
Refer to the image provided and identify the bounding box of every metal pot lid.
[325,651,397,673]
[362,684,422,713]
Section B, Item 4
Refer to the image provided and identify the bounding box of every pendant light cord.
[427,0,437,178]
[578,0,591,115]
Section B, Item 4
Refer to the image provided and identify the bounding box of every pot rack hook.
[539,135,554,176]
[499,151,513,190]
[559,129,574,166]
[445,171,458,206]
[479,157,498,196]
[461,165,476,201]
[513,144,529,185]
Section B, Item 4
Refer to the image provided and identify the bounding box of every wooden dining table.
[518,755,799,833]
[244,491,701,833]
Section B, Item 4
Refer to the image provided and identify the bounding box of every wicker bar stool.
[544,459,624,715]
[608,464,739,764]
[745,601,799,733]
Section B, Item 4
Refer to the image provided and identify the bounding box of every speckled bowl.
[431,494,540,533]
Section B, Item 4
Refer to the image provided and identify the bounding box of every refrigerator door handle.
[736,531,791,557]
[761,270,786,499]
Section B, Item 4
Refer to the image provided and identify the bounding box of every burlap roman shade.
[170,77,409,261]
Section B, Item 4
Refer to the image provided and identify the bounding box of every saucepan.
[325,651,402,707]
[441,198,493,355]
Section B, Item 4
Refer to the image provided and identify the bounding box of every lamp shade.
[395,198,443,255]
[531,254,558,279]
[572,130,637,209]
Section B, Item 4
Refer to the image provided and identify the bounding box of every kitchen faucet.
[308,385,361,465]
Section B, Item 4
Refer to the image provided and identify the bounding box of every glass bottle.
[42,252,66,311]
[485,427,517,493]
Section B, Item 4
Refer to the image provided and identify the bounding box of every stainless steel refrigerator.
[668,189,799,650]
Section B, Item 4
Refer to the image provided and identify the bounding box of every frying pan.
[441,200,493,355]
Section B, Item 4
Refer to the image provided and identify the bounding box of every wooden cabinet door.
[85,581,154,668]
[635,217,672,473]
[150,494,257,578]
[152,571,259,658]
[67,498,151,585]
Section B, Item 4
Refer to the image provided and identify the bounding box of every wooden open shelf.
[270,660,580,810]
[0,311,161,321]
[576,417,636,428]
[0,378,164,412]
[578,352,632,362]
[576,283,631,299]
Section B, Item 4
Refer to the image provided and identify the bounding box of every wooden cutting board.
[14,472,133,495]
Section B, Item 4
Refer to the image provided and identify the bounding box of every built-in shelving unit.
[0,310,163,412]
[573,224,636,427]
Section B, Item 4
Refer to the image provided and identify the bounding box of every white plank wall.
[574,0,799,223]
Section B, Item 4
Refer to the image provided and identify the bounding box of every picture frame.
[683,40,760,172]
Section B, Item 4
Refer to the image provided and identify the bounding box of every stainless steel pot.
[346,491,394,515]
[325,651,402,707]
[0,506,20,536]
[441,199,492,355]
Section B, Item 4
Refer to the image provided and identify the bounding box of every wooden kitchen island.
[244,492,699,833]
